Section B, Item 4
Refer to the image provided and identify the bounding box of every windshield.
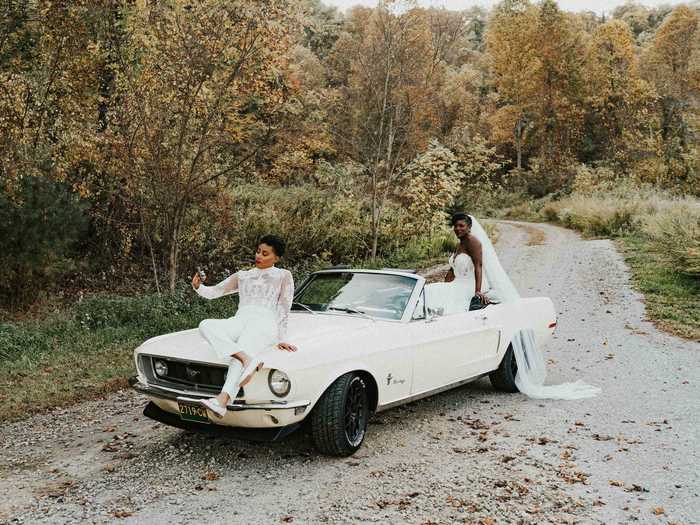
[293,272,417,321]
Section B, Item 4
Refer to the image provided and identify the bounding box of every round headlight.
[268,369,291,397]
[154,359,168,377]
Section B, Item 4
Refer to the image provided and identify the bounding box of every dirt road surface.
[1,221,698,524]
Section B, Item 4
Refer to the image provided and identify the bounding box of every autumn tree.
[485,0,539,170]
[529,0,585,188]
[583,20,657,170]
[643,5,700,190]
[88,0,299,290]
[395,140,462,232]
[0,1,102,192]
[328,2,442,257]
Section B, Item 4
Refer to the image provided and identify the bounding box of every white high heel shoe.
[200,397,227,418]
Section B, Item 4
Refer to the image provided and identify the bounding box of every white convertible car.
[130,268,556,456]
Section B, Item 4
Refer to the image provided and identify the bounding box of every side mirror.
[425,306,443,322]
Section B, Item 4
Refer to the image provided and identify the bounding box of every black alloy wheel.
[311,373,370,456]
[344,376,368,447]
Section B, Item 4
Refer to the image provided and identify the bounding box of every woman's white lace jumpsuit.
[193,266,294,399]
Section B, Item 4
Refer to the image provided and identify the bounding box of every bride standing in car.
[426,212,493,315]
[444,212,492,305]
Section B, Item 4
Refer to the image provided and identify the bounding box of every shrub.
[642,204,700,277]
[0,176,87,308]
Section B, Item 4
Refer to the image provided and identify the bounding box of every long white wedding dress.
[425,252,494,315]
[441,217,601,400]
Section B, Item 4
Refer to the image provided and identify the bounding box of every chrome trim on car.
[375,373,489,412]
[129,376,309,411]
[139,352,229,369]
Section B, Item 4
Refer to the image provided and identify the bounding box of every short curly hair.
[451,212,472,226]
[258,234,286,257]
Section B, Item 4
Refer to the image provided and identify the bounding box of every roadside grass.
[0,290,235,422]
[0,232,456,422]
[619,235,700,341]
[502,188,700,341]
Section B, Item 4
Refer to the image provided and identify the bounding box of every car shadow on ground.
[139,377,517,472]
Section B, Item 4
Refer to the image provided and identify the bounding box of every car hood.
[136,312,379,370]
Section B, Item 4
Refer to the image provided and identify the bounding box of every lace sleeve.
[276,270,294,342]
[194,272,239,300]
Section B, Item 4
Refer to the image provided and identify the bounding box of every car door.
[407,288,500,396]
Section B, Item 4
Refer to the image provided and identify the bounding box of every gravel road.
[1,221,698,525]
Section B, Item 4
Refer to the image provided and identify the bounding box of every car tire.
[489,344,519,393]
[311,373,369,456]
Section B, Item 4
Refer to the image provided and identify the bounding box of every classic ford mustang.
[130,268,556,456]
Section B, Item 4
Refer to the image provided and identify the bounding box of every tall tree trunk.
[139,209,161,296]
[371,169,378,258]
[515,116,526,170]
[168,225,180,292]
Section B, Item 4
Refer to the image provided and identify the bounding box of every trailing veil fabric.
[470,216,601,400]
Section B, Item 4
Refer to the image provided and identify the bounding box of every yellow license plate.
[177,401,210,423]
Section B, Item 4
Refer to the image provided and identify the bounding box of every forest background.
[0,0,698,418]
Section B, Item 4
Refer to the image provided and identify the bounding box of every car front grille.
[139,354,243,397]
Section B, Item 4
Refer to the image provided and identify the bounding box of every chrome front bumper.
[128,376,309,412]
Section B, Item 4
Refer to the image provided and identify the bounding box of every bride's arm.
[467,238,489,302]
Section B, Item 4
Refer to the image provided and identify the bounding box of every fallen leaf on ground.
[201,470,220,481]
[112,510,132,518]
[625,484,649,493]
[651,507,665,515]
[609,480,624,487]
[39,480,75,498]
[592,434,614,441]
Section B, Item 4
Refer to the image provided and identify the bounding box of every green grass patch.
[618,235,700,341]
[0,288,236,422]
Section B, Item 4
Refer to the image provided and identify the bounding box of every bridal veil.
[469,216,601,400]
